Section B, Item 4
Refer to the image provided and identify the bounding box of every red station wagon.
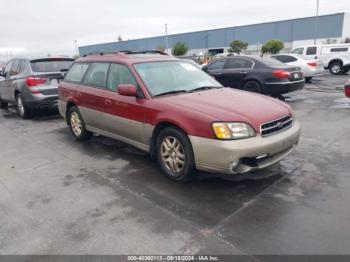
[58,50,301,182]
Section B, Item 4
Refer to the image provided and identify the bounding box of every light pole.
[165,24,169,54]
[314,0,320,45]
[75,40,79,57]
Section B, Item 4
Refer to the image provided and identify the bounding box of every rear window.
[30,59,74,72]
[258,57,288,68]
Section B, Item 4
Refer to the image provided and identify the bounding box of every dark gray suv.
[0,57,74,118]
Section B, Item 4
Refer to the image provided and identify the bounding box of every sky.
[0,0,349,60]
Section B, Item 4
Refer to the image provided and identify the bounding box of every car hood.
[159,88,291,132]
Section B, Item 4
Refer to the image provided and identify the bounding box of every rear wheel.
[329,61,343,75]
[243,80,262,93]
[156,127,196,182]
[305,77,313,83]
[16,93,32,119]
[0,99,8,109]
[68,106,92,141]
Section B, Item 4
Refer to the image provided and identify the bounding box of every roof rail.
[82,50,168,57]
[118,50,168,55]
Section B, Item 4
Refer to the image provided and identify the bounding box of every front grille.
[261,116,293,137]
[41,89,58,96]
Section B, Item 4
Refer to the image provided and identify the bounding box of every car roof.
[77,50,178,65]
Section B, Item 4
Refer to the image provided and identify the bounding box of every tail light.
[307,62,317,67]
[345,83,350,98]
[272,70,290,79]
[26,77,47,86]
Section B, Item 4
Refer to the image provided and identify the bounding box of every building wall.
[79,13,345,56]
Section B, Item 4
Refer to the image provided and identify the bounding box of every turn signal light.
[212,123,231,139]
[26,77,46,86]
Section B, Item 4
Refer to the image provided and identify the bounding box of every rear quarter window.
[258,57,288,68]
[64,63,89,82]
[31,59,74,73]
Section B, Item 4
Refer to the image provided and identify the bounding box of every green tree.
[171,42,188,56]
[261,39,284,55]
[228,40,248,54]
[156,44,166,52]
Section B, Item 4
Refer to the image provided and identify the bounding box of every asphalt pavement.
[0,74,349,259]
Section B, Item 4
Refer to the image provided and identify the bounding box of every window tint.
[225,58,253,69]
[207,60,226,70]
[107,64,137,91]
[273,55,297,63]
[10,60,20,76]
[306,47,317,55]
[83,63,110,88]
[65,63,89,82]
[30,59,73,72]
[330,47,348,52]
[292,48,304,55]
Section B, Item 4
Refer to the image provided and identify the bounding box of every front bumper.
[264,80,304,95]
[189,121,301,175]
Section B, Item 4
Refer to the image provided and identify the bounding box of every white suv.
[291,44,350,75]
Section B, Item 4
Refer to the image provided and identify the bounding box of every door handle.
[239,71,248,74]
[105,99,112,105]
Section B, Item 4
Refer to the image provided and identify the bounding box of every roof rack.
[82,50,168,57]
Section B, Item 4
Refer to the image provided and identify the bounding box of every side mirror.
[202,66,208,71]
[117,84,137,97]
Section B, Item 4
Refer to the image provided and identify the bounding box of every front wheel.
[329,62,343,75]
[156,127,196,182]
[68,106,92,141]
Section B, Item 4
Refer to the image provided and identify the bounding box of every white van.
[291,44,350,75]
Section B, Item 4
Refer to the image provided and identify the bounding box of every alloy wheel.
[331,64,341,74]
[17,96,24,117]
[160,136,185,175]
[70,111,82,137]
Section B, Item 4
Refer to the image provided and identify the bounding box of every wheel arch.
[149,121,189,159]
[65,101,77,125]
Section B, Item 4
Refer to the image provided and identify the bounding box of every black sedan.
[203,55,304,95]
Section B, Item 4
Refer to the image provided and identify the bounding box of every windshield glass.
[134,61,222,96]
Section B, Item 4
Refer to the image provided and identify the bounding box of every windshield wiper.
[190,86,222,92]
[154,90,189,97]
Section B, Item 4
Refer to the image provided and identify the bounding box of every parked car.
[271,54,324,83]
[202,55,304,96]
[0,57,74,118]
[59,50,301,182]
[345,79,350,98]
[291,44,350,75]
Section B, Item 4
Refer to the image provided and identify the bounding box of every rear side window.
[30,59,74,72]
[10,60,20,76]
[330,47,348,52]
[225,58,253,69]
[83,63,110,88]
[107,64,137,91]
[207,60,226,70]
[4,61,13,76]
[292,48,304,55]
[306,47,317,55]
[65,63,89,82]
[259,57,287,67]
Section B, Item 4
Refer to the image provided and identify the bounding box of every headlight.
[212,122,256,140]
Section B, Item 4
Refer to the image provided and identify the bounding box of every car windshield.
[134,61,222,96]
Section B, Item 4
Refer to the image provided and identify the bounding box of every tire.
[16,93,32,119]
[342,68,349,74]
[156,127,196,182]
[329,61,343,75]
[0,99,8,109]
[242,80,262,93]
[67,106,92,141]
[305,77,313,83]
